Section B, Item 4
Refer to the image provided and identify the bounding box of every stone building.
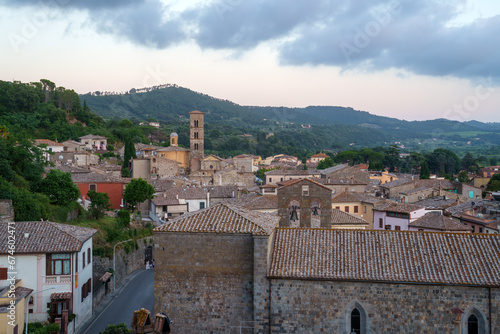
[153,204,500,334]
[153,204,279,333]
[189,110,204,173]
[277,178,333,228]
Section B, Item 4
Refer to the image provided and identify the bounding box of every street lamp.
[113,239,132,290]
[25,286,59,334]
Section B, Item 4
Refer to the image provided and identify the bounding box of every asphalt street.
[79,268,154,334]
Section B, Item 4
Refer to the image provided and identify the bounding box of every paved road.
[80,269,154,334]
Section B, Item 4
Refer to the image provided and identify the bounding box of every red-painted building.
[71,171,128,210]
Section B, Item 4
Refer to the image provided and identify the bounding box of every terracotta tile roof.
[243,195,278,210]
[311,153,329,158]
[380,178,413,189]
[189,110,204,114]
[152,185,238,206]
[350,192,387,204]
[319,164,349,175]
[34,139,64,146]
[261,184,278,188]
[409,213,470,231]
[79,134,107,140]
[277,178,332,192]
[446,200,484,217]
[0,221,97,254]
[332,192,362,203]
[316,178,366,185]
[400,186,434,195]
[331,209,369,226]
[157,146,189,152]
[50,292,72,300]
[153,203,279,235]
[374,201,424,213]
[269,228,500,286]
[414,197,459,210]
[415,179,457,190]
[265,169,313,176]
[71,171,126,184]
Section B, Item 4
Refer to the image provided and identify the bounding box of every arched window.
[462,307,486,334]
[351,308,361,334]
[346,301,368,334]
[467,314,478,334]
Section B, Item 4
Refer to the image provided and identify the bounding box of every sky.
[1,0,500,122]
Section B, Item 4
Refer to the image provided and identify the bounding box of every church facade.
[153,202,500,333]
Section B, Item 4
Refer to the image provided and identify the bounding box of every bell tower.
[189,110,204,172]
[170,132,178,147]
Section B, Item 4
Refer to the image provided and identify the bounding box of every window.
[364,206,367,213]
[345,206,349,213]
[472,225,475,232]
[200,202,205,209]
[347,301,367,334]
[351,308,361,334]
[0,267,7,280]
[468,314,478,334]
[194,143,199,150]
[302,185,309,196]
[386,211,410,219]
[88,248,91,264]
[82,251,86,268]
[336,206,340,210]
[89,184,96,192]
[280,178,284,182]
[385,225,391,230]
[379,218,383,228]
[354,206,358,213]
[46,254,71,275]
[75,253,78,273]
[479,228,483,233]
[29,296,34,305]
[194,132,198,139]
[395,226,401,230]
[194,120,199,127]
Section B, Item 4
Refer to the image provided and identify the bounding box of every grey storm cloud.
[2,0,499,80]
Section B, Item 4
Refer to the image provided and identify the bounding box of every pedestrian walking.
[146,260,150,270]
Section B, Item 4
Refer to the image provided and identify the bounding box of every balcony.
[44,275,72,284]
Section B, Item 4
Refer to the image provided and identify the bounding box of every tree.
[99,323,132,334]
[122,136,136,177]
[486,174,500,192]
[457,170,470,183]
[123,178,155,211]
[39,169,80,205]
[317,157,334,170]
[419,162,430,179]
[461,153,478,173]
[87,191,112,219]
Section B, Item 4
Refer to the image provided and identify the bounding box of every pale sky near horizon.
[1,0,500,122]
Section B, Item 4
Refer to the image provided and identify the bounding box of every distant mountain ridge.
[80,84,500,150]
[81,85,498,131]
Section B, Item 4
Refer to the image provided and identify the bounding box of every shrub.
[117,209,130,227]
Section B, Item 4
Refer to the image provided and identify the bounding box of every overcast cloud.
[2,0,499,80]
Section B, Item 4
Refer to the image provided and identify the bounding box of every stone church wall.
[154,232,256,333]
[269,279,499,334]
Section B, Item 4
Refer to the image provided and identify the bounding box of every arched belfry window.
[462,307,486,334]
[351,308,361,334]
[346,301,368,334]
[288,199,301,228]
